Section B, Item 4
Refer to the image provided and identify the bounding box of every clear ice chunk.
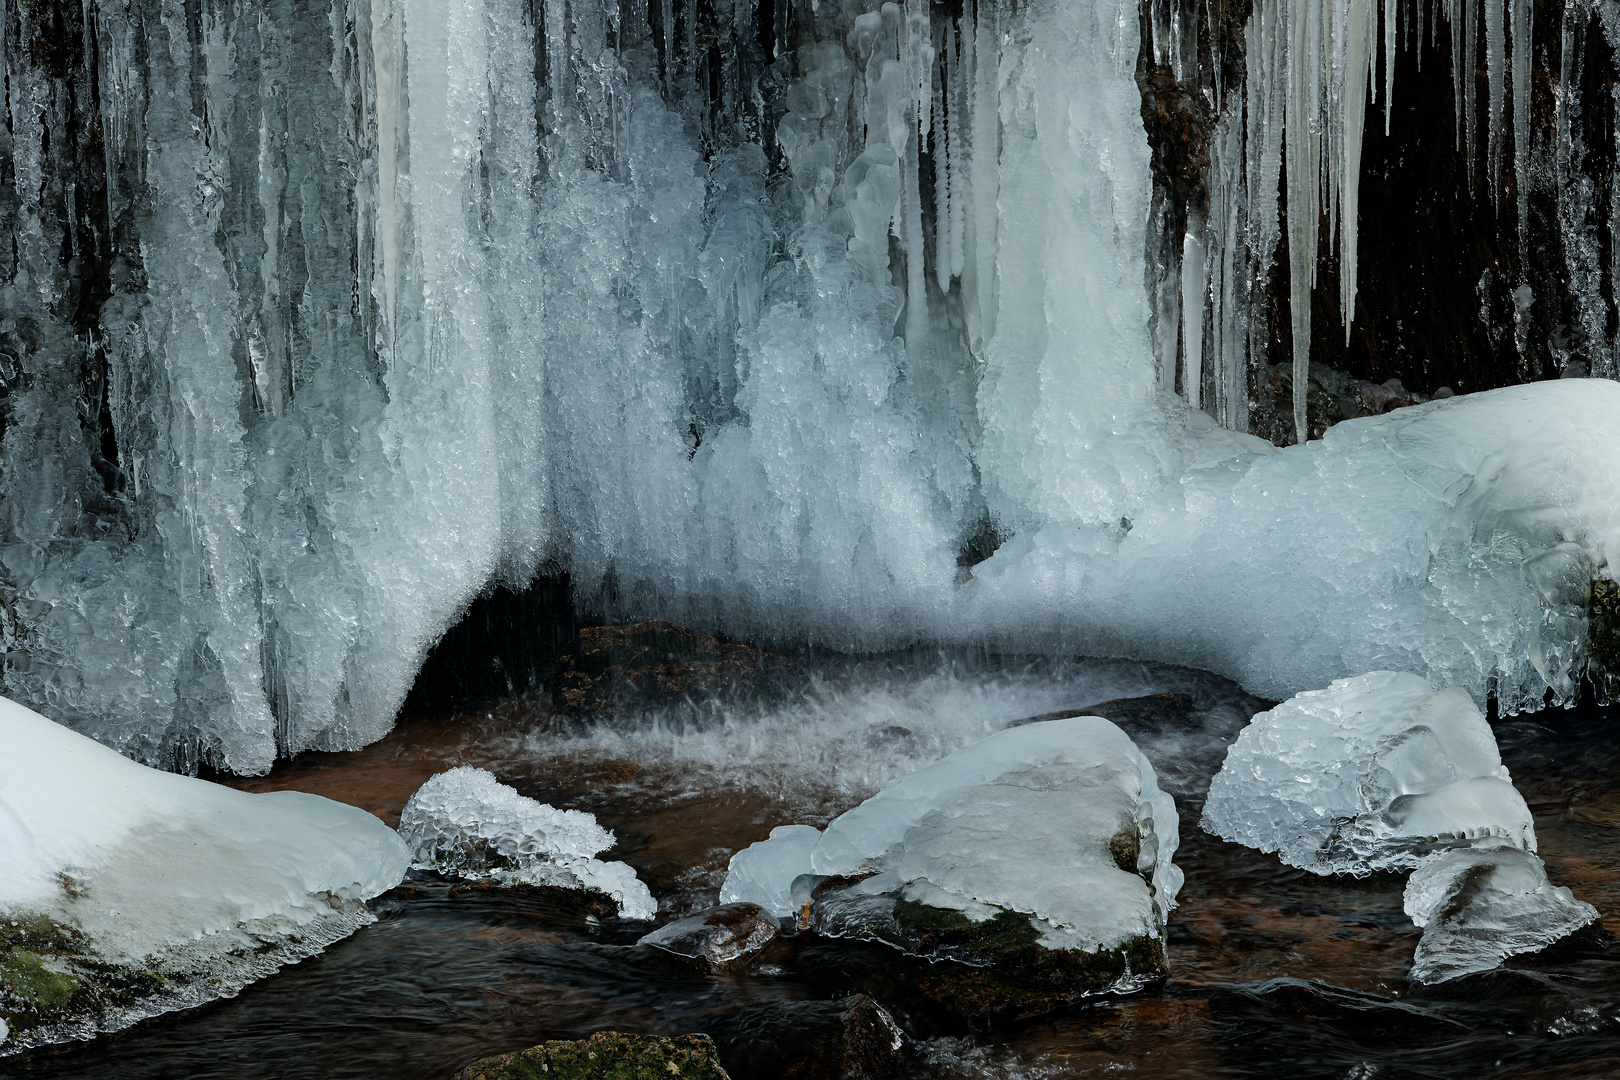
[720,824,824,920]
[1201,672,1534,875]
[398,767,656,920]
[1404,844,1598,984]
[811,717,1182,953]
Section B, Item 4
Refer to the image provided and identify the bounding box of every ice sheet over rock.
[720,825,823,920]
[399,767,656,920]
[811,717,1181,953]
[1201,672,1534,875]
[0,695,409,1050]
[1404,845,1598,984]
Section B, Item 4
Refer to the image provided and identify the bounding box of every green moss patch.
[1,949,78,1010]
[454,1031,731,1080]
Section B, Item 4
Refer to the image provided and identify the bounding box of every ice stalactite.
[1156,0,1550,443]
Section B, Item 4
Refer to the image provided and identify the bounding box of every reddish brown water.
[10,655,1620,1080]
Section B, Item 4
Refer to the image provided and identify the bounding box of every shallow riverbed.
[11,653,1620,1079]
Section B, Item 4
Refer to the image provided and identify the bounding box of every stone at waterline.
[703,995,907,1080]
[0,696,408,1053]
[1404,844,1599,985]
[720,824,823,920]
[454,1031,731,1080]
[637,903,780,971]
[400,766,657,920]
[1201,672,1534,876]
[805,717,1181,1021]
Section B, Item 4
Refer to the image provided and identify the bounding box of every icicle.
[1384,0,1396,133]
[1182,216,1208,409]
[1510,0,1530,245]
[1485,0,1504,197]
[935,23,951,291]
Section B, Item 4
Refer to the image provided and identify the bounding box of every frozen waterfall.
[3,0,1618,772]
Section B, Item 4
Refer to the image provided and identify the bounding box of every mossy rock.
[704,995,907,1080]
[1,949,79,1010]
[454,1031,731,1080]
[809,879,1167,1026]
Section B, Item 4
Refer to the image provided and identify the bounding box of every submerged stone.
[705,995,907,1080]
[637,903,779,971]
[453,1031,731,1080]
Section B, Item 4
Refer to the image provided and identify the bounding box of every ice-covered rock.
[399,767,656,920]
[637,903,780,971]
[1404,845,1598,984]
[1201,672,1534,875]
[809,717,1181,970]
[720,825,823,920]
[0,696,408,1051]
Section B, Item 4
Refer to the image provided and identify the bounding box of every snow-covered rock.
[399,767,656,920]
[1201,672,1534,875]
[809,717,1181,967]
[0,695,408,1051]
[720,825,822,920]
[1404,845,1598,984]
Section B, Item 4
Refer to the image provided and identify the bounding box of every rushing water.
[7,653,1620,1079]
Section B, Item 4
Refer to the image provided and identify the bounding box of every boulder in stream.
[0,696,408,1053]
[454,1031,731,1080]
[805,717,1181,1020]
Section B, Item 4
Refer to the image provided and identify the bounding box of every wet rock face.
[1588,578,1620,697]
[553,622,778,715]
[637,903,780,971]
[454,1031,732,1080]
[808,877,1168,1026]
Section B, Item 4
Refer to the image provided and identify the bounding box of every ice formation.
[399,767,656,919]
[720,825,824,920]
[1163,0,1549,441]
[811,717,1182,953]
[0,695,408,1046]
[1404,845,1598,984]
[1201,672,1534,874]
[6,0,1620,775]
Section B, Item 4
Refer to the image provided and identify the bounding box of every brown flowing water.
[9,652,1620,1080]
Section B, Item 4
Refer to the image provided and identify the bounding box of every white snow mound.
[812,716,1181,952]
[399,767,656,920]
[0,693,408,1045]
[1404,844,1598,984]
[1201,672,1534,875]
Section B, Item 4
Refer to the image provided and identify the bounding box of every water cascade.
[4,0,1619,775]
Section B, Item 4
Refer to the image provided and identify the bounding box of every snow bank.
[0,696,408,1048]
[399,767,656,920]
[965,380,1620,715]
